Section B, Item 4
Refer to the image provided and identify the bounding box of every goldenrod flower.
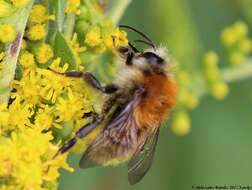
[66,0,81,15]
[70,33,87,54]
[21,39,27,50]
[221,21,249,47]
[12,72,43,105]
[0,1,14,17]
[28,24,46,41]
[70,33,87,67]
[104,29,128,50]
[55,88,86,122]
[0,126,72,190]
[35,106,55,130]
[229,52,243,65]
[18,51,36,76]
[204,51,219,66]
[19,51,35,69]
[179,90,199,110]
[221,28,237,47]
[85,26,103,47]
[177,70,190,87]
[29,4,55,24]
[233,21,248,39]
[210,81,229,100]
[39,59,71,103]
[172,111,191,136]
[0,24,16,43]
[35,43,54,64]
[11,0,30,8]
[0,103,9,127]
[4,96,32,131]
[0,51,5,60]
[239,38,252,53]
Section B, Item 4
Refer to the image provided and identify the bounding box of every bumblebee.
[54,25,177,185]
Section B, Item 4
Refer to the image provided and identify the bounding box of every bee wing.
[127,128,160,185]
[79,88,145,169]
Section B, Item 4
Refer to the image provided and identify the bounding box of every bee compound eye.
[142,52,164,65]
[117,46,129,54]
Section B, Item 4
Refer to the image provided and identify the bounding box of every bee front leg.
[64,71,118,94]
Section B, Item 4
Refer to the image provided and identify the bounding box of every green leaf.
[53,31,77,70]
[0,87,10,95]
[54,0,67,32]
[14,63,23,81]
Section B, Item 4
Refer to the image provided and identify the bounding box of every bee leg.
[53,70,118,94]
[54,94,117,158]
[82,105,99,119]
[54,117,102,158]
[75,117,102,138]
[82,111,98,118]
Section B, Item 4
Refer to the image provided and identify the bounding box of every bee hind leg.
[53,117,102,159]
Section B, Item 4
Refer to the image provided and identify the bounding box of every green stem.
[0,1,34,104]
[107,0,132,24]
[63,13,75,38]
[221,61,252,82]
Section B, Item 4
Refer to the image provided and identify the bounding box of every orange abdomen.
[134,73,177,128]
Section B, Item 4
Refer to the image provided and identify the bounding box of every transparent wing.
[127,128,160,185]
[79,88,145,169]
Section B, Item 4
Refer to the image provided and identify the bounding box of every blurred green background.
[59,0,252,189]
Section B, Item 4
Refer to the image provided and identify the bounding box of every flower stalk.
[221,61,252,82]
[0,1,34,104]
[107,0,132,24]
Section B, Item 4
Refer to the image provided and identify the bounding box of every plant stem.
[107,0,132,24]
[221,61,252,82]
[63,13,75,38]
[0,1,34,104]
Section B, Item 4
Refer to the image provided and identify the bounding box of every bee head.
[117,25,170,74]
[117,45,169,74]
[135,47,170,73]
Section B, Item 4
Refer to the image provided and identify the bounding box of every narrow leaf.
[53,31,77,70]
[54,0,67,32]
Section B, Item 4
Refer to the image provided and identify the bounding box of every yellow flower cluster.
[66,0,81,15]
[29,4,55,24]
[0,55,93,188]
[203,51,229,100]
[177,70,199,110]
[221,21,252,65]
[27,4,54,41]
[0,1,14,17]
[0,52,5,78]
[35,43,54,64]
[11,0,30,8]
[0,2,102,189]
[0,124,73,190]
[172,64,198,136]
[171,111,191,136]
[0,24,16,43]
[85,25,128,53]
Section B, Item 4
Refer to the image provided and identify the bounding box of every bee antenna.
[134,39,156,50]
[119,25,156,49]
[128,42,140,53]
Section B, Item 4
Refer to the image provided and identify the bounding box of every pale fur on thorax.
[114,64,144,91]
